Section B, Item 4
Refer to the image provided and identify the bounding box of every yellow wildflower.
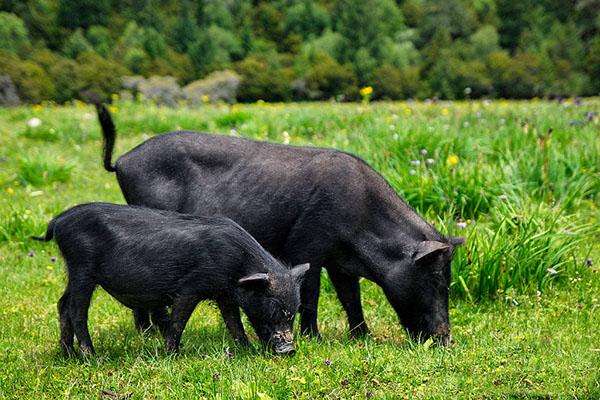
[108,105,118,113]
[6,187,14,195]
[111,93,120,102]
[441,108,449,116]
[359,86,373,96]
[403,107,412,116]
[32,104,43,112]
[201,95,210,103]
[446,154,459,167]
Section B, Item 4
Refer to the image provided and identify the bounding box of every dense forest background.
[1,0,599,104]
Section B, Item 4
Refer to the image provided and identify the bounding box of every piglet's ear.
[238,273,270,291]
[291,263,310,282]
[413,241,450,265]
[448,236,465,246]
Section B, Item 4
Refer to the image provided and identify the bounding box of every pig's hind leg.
[150,307,171,339]
[57,288,75,355]
[67,277,96,355]
[132,309,152,333]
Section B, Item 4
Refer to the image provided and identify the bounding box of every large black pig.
[96,104,463,344]
[34,202,309,355]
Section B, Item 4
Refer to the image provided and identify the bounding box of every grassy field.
[0,99,598,399]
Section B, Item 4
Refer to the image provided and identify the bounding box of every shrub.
[31,50,81,103]
[486,51,544,98]
[62,29,93,59]
[304,54,357,100]
[235,56,293,102]
[0,51,55,103]
[188,26,242,77]
[122,75,146,92]
[183,70,241,104]
[137,76,183,106]
[428,54,493,99]
[86,25,112,57]
[74,52,129,102]
[0,12,31,55]
[57,0,110,29]
[146,50,195,83]
[373,64,422,99]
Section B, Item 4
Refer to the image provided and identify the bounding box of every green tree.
[62,29,93,59]
[86,26,112,58]
[285,0,330,39]
[172,0,198,52]
[57,0,110,29]
[0,12,30,55]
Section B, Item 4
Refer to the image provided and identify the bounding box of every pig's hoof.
[301,329,322,341]
[349,325,370,339]
[60,345,76,357]
[79,345,95,356]
[165,342,180,354]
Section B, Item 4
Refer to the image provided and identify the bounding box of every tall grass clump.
[451,201,595,301]
[0,208,41,244]
[17,157,73,187]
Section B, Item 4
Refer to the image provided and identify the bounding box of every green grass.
[0,99,598,399]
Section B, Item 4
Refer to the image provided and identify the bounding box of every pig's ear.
[413,241,450,265]
[238,273,271,291]
[291,263,310,282]
[448,236,465,247]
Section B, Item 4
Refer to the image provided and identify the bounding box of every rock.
[183,70,241,104]
[137,76,183,107]
[0,75,20,106]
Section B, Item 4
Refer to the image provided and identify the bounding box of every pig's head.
[236,263,310,355]
[381,237,464,346]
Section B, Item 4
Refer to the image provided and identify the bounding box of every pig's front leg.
[165,295,199,353]
[217,298,250,346]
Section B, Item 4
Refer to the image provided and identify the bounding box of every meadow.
[0,99,598,399]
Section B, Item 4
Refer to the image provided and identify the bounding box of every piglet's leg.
[217,298,249,346]
[165,295,199,353]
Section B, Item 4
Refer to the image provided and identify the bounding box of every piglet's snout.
[270,330,295,355]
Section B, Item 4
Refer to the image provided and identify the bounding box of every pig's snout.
[270,331,295,355]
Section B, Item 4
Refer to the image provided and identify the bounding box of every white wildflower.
[426,158,435,165]
[282,131,290,144]
[27,117,42,128]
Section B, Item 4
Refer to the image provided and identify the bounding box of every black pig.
[33,202,309,355]
[96,105,463,345]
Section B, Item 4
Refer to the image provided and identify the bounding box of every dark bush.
[373,64,422,100]
[0,51,55,103]
[235,55,293,102]
[74,52,129,102]
[304,54,357,100]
